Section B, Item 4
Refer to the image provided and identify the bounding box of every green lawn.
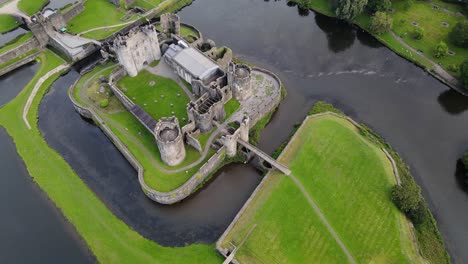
[390,0,468,75]
[132,0,164,10]
[0,50,222,263]
[221,114,424,263]
[66,0,138,39]
[0,32,33,54]
[0,15,20,33]
[180,24,199,37]
[17,0,48,15]
[118,70,190,126]
[224,98,240,121]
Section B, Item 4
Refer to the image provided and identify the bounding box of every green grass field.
[390,0,468,75]
[17,0,48,15]
[118,70,190,126]
[66,0,138,39]
[0,15,20,33]
[0,50,222,263]
[221,114,424,263]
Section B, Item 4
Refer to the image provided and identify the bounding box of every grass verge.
[17,0,48,16]
[0,14,20,33]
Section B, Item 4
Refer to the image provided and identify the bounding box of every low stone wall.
[0,50,41,76]
[249,67,283,128]
[68,77,228,204]
[62,1,84,22]
[0,37,40,65]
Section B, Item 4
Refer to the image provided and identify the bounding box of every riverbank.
[289,0,466,94]
[0,49,223,263]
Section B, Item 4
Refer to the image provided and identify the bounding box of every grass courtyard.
[221,114,424,263]
[0,50,222,263]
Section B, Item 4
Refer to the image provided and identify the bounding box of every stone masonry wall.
[0,50,41,76]
[62,1,84,22]
[0,37,41,65]
[68,77,228,204]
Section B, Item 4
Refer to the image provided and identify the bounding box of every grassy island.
[219,108,447,263]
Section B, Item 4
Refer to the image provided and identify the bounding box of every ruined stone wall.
[0,37,41,65]
[228,62,252,101]
[114,25,161,77]
[62,1,84,22]
[186,132,202,153]
[108,0,135,7]
[0,50,41,76]
[154,117,186,166]
[160,13,180,35]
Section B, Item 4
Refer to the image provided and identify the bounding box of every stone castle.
[108,14,255,167]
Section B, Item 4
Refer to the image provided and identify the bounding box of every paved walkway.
[23,63,69,129]
[425,1,465,17]
[289,173,356,264]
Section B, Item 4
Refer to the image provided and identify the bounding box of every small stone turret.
[160,13,180,35]
[228,62,252,101]
[224,116,250,157]
[154,117,186,166]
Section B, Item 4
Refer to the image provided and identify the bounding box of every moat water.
[0,66,94,263]
[2,0,468,262]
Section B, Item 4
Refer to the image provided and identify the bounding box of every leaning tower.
[154,117,186,166]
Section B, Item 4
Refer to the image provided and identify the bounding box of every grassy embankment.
[0,50,222,263]
[17,0,48,16]
[221,112,425,263]
[0,48,38,70]
[291,0,467,79]
[74,67,217,192]
[132,0,164,10]
[66,0,139,39]
[0,14,20,33]
[0,32,33,54]
[309,102,450,264]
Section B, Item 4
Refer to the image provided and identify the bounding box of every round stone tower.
[228,62,252,101]
[154,117,186,166]
[160,13,180,36]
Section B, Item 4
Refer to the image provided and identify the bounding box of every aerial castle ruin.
[105,13,257,167]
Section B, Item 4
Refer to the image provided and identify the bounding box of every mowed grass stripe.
[280,115,422,263]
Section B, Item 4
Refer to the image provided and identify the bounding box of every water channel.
[0,65,94,263]
[2,0,468,262]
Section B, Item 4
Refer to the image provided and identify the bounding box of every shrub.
[404,0,413,9]
[447,64,459,72]
[334,0,368,20]
[461,60,468,90]
[391,181,422,213]
[100,99,109,108]
[434,41,448,59]
[370,11,393,35]
[412,27,424,40]
[366,0,391,13]
[449,20,468,48]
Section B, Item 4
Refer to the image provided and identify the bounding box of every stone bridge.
[237,139,291,175]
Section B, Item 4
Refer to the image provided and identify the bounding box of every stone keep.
[114,25,161,77]
[160,13,180,35]
[154,117,186,166]
[224,116,250,157]
[228,62,253,101]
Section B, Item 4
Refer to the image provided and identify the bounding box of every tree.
[100,99,109,108]
[366,0,391,13]
[434,41,448,58]
[449,20,468,48]
[370,11,393,34]
[334,0,368,20]
[412,27,424,40]
[461,60,468,91]
[391,181,422,213]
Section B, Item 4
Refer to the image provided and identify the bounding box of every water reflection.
[0,62,39,107]
[314,14,356,53]
[356,28,382,48]
[437,89,468,115]
[455,159,468,193]
[0,26,28,47]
